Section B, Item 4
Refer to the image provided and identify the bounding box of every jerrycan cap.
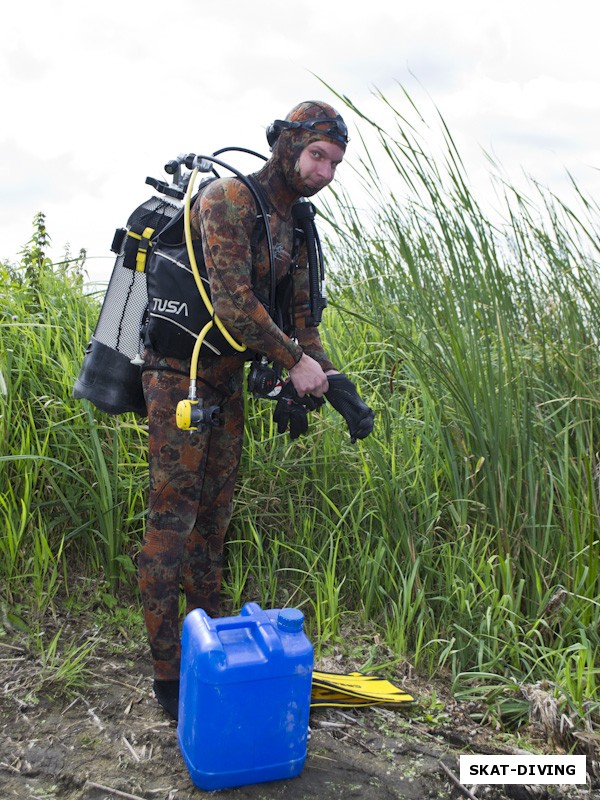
[277,608,304,633]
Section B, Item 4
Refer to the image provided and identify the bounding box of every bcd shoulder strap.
[292,200,327,327]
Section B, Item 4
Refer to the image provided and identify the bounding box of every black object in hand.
[325,374,374,443]
[273,383,309,440]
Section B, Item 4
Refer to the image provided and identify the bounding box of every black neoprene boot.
[153,678,180,721]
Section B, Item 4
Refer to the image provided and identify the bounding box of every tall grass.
[1,93,598,742]
[313,89,599,730]
[0,215,147,608]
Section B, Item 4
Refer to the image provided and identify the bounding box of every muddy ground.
[0,606,598,800]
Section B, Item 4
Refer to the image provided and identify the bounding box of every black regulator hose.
[293,201,327,326]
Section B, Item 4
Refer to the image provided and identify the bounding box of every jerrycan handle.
[199,603,285,665]
[240,602,284,659]
[240,601,265,618]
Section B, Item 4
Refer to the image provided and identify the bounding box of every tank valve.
[176,399,221,431]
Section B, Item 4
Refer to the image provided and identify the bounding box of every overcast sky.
[2,0,599,283]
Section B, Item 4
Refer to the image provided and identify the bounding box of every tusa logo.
[152,298,189,316]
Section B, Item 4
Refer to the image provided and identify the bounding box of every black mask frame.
[266,117,349,148]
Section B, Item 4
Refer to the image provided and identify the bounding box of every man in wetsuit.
[138,101,374,719]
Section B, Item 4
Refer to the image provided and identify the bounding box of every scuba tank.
[73,164,187,416]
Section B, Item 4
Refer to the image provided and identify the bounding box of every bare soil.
[0,606,597,800]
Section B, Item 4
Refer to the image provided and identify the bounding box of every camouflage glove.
[325,374,374,443]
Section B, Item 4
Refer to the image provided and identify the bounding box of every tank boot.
[153,678,180,721]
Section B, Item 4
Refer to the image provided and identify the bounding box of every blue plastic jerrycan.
[177,602,313,791]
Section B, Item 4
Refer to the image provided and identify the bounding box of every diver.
[137,100,375,720]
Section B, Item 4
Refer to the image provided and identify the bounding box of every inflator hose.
[183,167,247,389]
[172,149,277,430]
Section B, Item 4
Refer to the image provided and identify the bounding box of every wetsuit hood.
[259,101,348,203]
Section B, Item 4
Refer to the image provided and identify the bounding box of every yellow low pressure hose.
[176,167,247,430]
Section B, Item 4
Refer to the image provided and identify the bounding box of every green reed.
[0,219,147,606]
[313,88,598,726]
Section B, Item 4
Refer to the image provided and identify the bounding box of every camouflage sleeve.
[190,179,303,370]
[291,242,336,373]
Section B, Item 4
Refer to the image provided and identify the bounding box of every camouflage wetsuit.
[138,109,338,680]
